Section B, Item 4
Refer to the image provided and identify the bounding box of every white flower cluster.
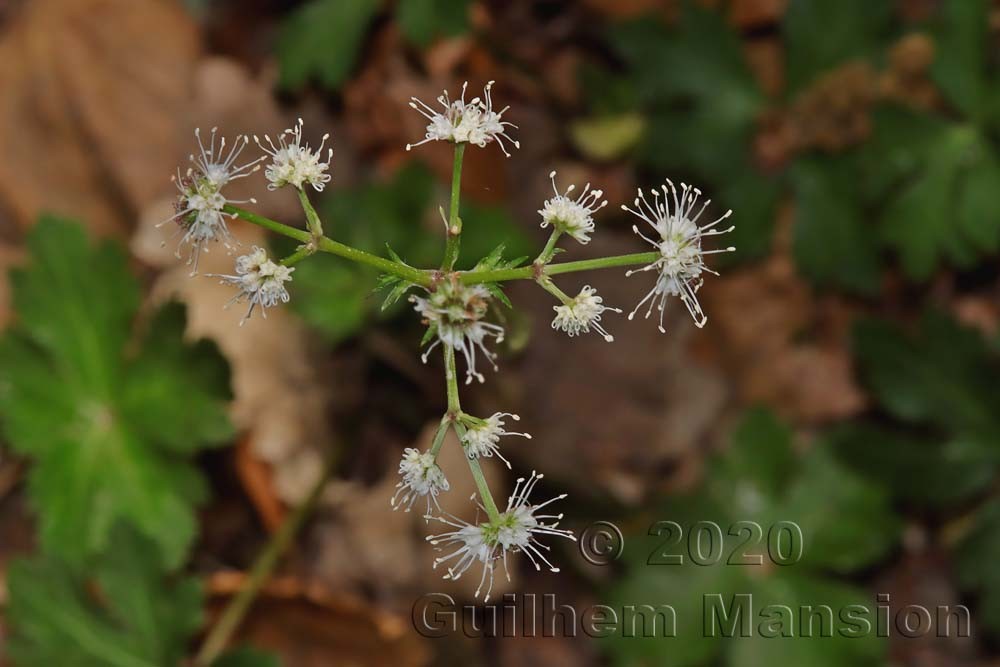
[209,246,294,325]
[255,118,333,192]
[391,448,450,513]
[538,171,607,245]
[161,127,261,272]
[166,84,738,604]
[623,180,735,332]
[168,121,337,321]
[551,285,622,342]
[460,412,531,469]
[407,81,519,156]
[427,472,575,601]
[411,276,505,384]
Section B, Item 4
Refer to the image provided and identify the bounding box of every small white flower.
[161,128,260,273]
[255,118,333,192]
[538,171,607,244]
[209,246,294,325]
[460,412,531,468]
[426,515,500,601]
[392,448,449,513]
[551,285,621,342]
[411,276,505,384]
[426,471,575,602]
[623,180,734,332]
[406,81,519,156]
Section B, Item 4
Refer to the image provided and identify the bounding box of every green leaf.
[930,0,988,117]
[0,219,232,566]
[859,106,951,201]
[419,322,438,347]
[956,500,1000,635]
[830,423,996,507]
[5,526,203,667]
[783,0,893,93]
[877,120,995,279]
[214,647,282,667]
[609,6,763,182]
[603,410,897,667]
[727,573,885,667]
[710,408,795,506]
[484,283,512,309]
[717,173,780,265]
[277,0,379,90]
[781,446,898,572]
[380,279,417,312]
[790,157,881,295]
[398,0,471,46]
[122,303,233,453]
[852,312,1000,437]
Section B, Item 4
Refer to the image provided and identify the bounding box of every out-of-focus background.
[1,0,999,665]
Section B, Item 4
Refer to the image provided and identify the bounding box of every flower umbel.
[255,118,333,192]
[459,412,531,468]
[623,180,734,332]
[538,171,607,244]
[161,128,260,273]
[406,81,519,156]
[551,285,622,342]
[209,246,294,325]
[412,275,505,384]
[392,448,450,513]
[427,472,575,601]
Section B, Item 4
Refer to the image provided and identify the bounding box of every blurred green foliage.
[580,0,1000,287]
[277,0,380,90]
[831,312,1000,636]
[278,0,473,90]
[0,219,233,567]
[605,409,898,667]
[398,0,472,46]
[285,162,530,343]
[6,526,204,667]
[6,527,274,667]
[0,220,277,664]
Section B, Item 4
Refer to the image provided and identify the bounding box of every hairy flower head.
[623,180,734,332]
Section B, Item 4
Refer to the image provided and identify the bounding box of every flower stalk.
[193,452,337,667]
[441,143,466,271]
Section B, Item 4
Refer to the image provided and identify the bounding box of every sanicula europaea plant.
[165,81,735,601]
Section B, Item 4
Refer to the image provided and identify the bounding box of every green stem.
[429,415,450,458]
[459,251,659,284]
[535,229,563,266]
[297,188,323,238]
[280,245,314,267]
[193,456,337,667]
[538,278,574,305]
[442,346,500,522]
[444,345,461,413]
[224,205,430,286]
[441,143,466,271]
[454,422,501,522]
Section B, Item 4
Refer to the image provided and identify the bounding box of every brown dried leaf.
[311,423,511,601]
[503,232,728,504]
[702,213,866,424]
[0,0,198,235]
[206,572,430,667]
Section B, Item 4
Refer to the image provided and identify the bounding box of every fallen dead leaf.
[205,572,430,667]
[311,423,511,603]
[0,0,199,235]
[702,208,866,424]
[504,231,728,504]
